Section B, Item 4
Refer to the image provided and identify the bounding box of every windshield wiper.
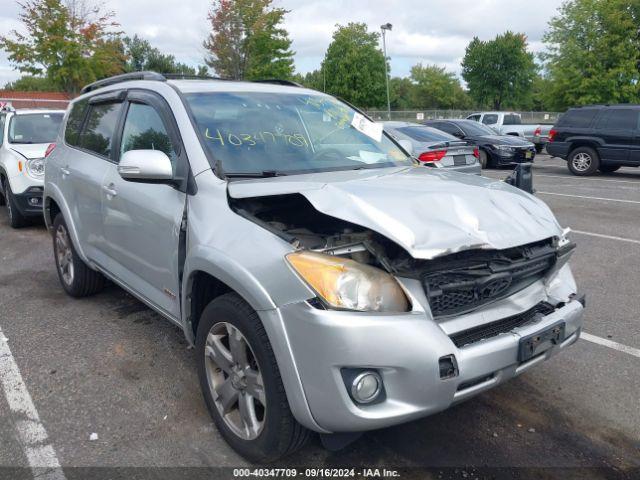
[224,170,288,179]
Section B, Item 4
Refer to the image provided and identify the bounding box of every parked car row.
[465,111,552,153]
[0,73,584,463]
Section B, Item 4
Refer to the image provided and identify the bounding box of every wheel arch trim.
[181,253,327,433]
[43,184,91,265]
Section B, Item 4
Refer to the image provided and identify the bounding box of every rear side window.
[605,109,639,130]
[120,103,176,163]
[397,126,456,142]
[65,100,88,146]
[558,108,598,128]
[430,122,460,136]
[79,102,122,157]
[482,114,498,125]
[503,114,521,125]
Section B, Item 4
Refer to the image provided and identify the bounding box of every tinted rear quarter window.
[558,108,598,128]
[65,99,88,146]
[79,102,122,157]
[397,126,456,142]
[605,109,640,130]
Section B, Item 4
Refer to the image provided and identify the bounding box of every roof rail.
[81,71,166,94]
[162,73,226,81]
[252,79,303,87]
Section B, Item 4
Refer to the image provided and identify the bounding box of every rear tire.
[52,213,105,297]
[3,179,28,228]
[567,146,599,176]
[196,293,310,462]
[598,165,620,174]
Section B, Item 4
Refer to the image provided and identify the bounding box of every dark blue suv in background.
[547,105,640,176]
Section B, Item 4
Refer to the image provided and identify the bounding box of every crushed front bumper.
[277,283,584,433]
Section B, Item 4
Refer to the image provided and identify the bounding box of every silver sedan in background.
[382,121,481,174]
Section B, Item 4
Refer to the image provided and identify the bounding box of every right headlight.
[494,145,515,155]
[25,157,45,178]
[286,251,410,312]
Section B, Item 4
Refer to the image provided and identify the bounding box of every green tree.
[0,0,125,93]
[292,69,324,91]
[322,23,386,108]
[389,77,416,110]
[542,0,640,110]
[461,31,537,110]
[4,75,59,91]
[122,35,209,76]
[203,0,294,80]
[410,64,471,109]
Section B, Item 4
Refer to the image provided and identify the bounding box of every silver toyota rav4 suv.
[44,72,584,462]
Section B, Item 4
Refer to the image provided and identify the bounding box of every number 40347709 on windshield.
[204,127,310,148]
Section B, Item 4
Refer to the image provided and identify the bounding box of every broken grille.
[421,239,557,317]
[450,302,556,348]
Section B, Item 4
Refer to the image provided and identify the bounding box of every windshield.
[458,121,497,136]
[396,126,456,143]
[185,92,412,176]
[9,113,64,144]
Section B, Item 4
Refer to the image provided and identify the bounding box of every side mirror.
[118,150,173,183]
[398,139,414,155]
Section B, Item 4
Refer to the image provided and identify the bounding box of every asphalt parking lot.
[0,155,639,479]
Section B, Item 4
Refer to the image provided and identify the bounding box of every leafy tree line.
[2,0,638,112]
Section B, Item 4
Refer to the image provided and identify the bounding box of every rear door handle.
[102,184,118,197]
[60,166,71,176]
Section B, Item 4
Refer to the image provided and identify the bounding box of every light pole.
[380,23,392,120]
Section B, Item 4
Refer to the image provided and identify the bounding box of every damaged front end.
[230,191,575,318]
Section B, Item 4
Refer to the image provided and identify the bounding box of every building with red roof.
[0,91,73,110]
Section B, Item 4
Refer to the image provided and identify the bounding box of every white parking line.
[572,230,640,245]
[537,192,640,204]
[581,332,640,358]
[535,174,640,185]
[0,328,66,480]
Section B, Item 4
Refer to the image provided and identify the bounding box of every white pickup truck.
[466,112,552,153]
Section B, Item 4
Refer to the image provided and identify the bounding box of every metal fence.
[365,110,561,125]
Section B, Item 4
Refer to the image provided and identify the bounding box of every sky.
[0,0,565,88]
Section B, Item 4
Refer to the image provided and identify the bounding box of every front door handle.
[102,184,118,197]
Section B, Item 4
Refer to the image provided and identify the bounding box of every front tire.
[52,213,105,297]
[3,179,28,228]
[196,293,310,462]
[479,150,490,169]
[567,146,599,176]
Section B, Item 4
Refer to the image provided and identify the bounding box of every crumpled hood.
[9,143,49,159]
[228,166,563,259]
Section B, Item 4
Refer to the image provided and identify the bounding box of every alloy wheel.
[204,322,266,440]
[572,152,591,172]
[55,224,74,286]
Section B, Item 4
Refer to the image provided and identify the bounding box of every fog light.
[351,371,382,404]
[29,197,40,206]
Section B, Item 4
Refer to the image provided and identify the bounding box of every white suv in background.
[0,106,65,227]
